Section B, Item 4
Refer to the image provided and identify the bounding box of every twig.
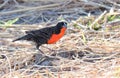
[89,11,107,30]
[0,3,62,15]
[1,54,12,78]
[0,0,9,9]
[87,1,113,10]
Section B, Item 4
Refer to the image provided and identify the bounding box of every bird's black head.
[56,21,67,28]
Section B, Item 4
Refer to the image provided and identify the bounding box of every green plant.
[0,18,19,28]
[107,15,116,22]
[81,31,87,44]
[73,23,81,29]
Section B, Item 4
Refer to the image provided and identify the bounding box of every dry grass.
[0,0,120,78]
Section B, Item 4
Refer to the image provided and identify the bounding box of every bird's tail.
[12,34,32,42]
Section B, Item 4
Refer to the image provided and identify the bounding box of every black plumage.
[13,22,67,53]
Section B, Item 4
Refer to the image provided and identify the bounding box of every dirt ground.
[0,0,120,78]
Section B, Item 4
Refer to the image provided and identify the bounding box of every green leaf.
[81,31,87,44]
[107,15,116,21]
[5,18,19,26]
[0,18,19,28]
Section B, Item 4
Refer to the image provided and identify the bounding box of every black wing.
[25,26,55,40]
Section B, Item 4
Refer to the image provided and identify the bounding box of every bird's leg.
[36,44,44,54]
[36,44,56,58]
[42,46,56,52]
[42,46,51,51]
[41,46,58,55]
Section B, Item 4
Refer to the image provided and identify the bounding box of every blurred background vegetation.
[0,0,120,78]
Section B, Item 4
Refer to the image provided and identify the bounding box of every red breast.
[47,27,66,44]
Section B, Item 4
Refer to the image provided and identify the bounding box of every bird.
[12,21,67,54]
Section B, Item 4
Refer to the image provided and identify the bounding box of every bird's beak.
[63,23,67,28]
